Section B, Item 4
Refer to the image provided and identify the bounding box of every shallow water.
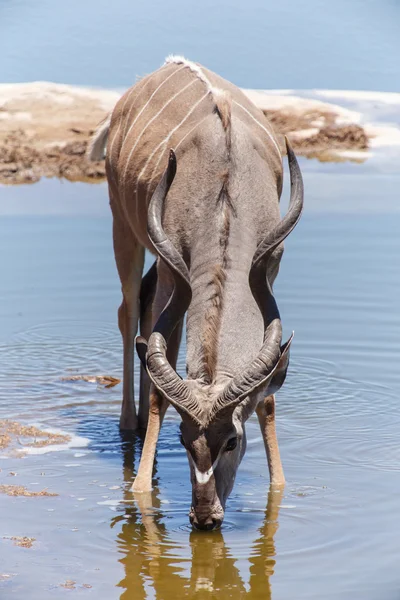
[0,151,400,598]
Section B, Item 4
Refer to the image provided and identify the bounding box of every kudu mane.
[160,57,236,384]
[201,97,233,383]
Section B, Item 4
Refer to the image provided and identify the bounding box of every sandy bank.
[0,82,118,184]
[0,82,396,185]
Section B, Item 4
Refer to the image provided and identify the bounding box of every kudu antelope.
[89,56,303,530]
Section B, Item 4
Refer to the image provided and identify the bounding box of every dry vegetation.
[3,536,36,548]
[264,108,368,157]
[0,485,58,497]
[0,420,70,452]
[61,374,120,388]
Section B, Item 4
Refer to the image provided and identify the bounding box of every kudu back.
[89,56,303,530]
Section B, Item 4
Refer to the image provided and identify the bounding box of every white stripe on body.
[108,86,144,169]
[121,64,186,151]
[174,113,211,152]
[107,83,151,184]
[123,56,226,210]
[119,56,280,237]
[140,92,210,204]
[122,79,197,192]
[143,113,209,205]
[233,100,281,159]
[141,56,230,203]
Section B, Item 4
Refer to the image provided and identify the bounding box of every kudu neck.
[185,234,263,384]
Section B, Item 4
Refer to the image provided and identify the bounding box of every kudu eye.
[225,437,238,452]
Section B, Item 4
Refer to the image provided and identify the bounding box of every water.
[1,0,400,91]
[1,149,400,598]
[1,0,400,596]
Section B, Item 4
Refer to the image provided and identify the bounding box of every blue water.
[1,2,400,598]
[1,161,400,598]
[1,0,400,90]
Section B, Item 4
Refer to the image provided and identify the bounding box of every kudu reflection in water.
[113,435,283,599]
[89,56,303,528]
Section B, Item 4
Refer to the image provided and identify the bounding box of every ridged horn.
[214,138,303,414]
[140,150,199,420]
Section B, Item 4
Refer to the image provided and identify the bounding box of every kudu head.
[136,141,303,530]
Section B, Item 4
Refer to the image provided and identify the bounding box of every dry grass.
[0,420,70,451]
[0,433,11,450]
[264,108,368,156]
[0,485,58,497]
[4,536,36,549]
[60,580,76,590]
[59,580,92,590]
[61,374,120,388]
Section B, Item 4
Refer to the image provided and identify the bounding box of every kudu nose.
[190,513,222,531]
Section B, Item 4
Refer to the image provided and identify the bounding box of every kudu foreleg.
[256,394,285,485]
[131,386,168,492]
[131,320,183,492]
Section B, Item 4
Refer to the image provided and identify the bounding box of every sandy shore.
[0,82,391,185]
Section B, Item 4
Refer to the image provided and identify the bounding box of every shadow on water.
[113,435,283,599]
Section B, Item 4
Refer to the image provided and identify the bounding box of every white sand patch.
[366,124,400,147]
[337,149,373,160]
[315,89,400,105]
[289,127,320,140]
[243,89,362,125]
[0,82,120,113]
[0,111,32,122]
[16,426,90,456]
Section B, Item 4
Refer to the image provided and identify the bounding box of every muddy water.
[0,156,400,599]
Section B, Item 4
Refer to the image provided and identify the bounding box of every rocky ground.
[0,82,370,185]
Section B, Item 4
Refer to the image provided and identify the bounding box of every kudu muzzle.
[189,477,224,530]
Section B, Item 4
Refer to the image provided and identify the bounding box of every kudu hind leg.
[256,395,285,485]
[138,262,158,430]
[132,318,183,493]
[113,214,145,431]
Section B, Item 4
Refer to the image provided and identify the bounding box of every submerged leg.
[132,261,183,492]
[131,385,168,492]
[256,394,285,485]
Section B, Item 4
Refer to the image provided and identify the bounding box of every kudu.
[89,56,303,530]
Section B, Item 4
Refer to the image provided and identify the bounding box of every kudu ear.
[135,335,148,370]
[265,331,294,396]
